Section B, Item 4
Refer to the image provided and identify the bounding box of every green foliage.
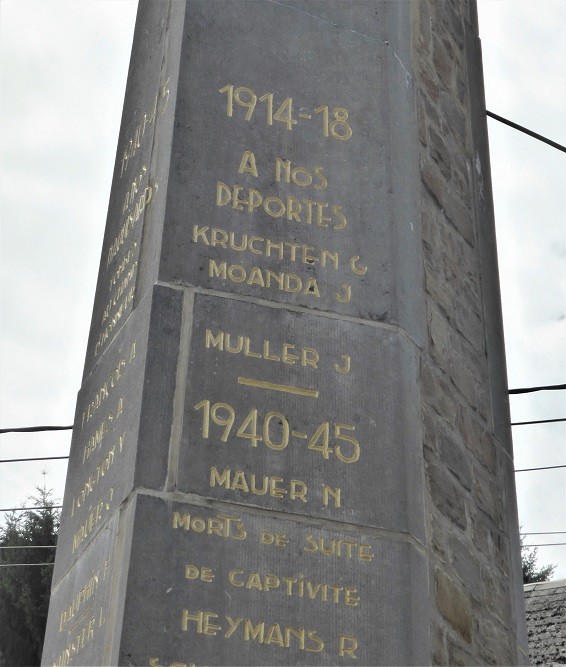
[0,484,60,666]
[521,536,556,584]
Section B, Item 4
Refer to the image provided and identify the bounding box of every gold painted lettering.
[237,150,258,177]
[181,610,220,636]
[338,634,358,658]
[336,284,352,302]
[225,615,243,638]
[260,531,288,547]
[322,485,341,508]
[350,255,368,275]
[185,564,214,582]
[334,355,351,374]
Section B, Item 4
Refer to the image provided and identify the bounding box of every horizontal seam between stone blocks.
[155,280,424,351]
[129,487,428,556]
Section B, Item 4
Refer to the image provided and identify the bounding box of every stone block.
[82,1,184,373]
[43,514,120,667]
[116,493,429,666]
[53,285,183,581]
[432,623,447,666]
[159,0,424,345]
[439,429,472,492]
[472,464,502,529]
[431,33,454,88]
[449,360,478,411]
[429,126,452,178]
[427,460,468,530]
[447,638,480,666]
[428,302,452,372]
[448,535,481,595]
[456,407,496,473]
[435,569,473,643]
[420,361,459,426]
[475,616,514,666]
[178,293,425,539]
[454,296,484,352]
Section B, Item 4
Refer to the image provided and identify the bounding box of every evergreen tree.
[0,481,59,666]
[522,536,556,584]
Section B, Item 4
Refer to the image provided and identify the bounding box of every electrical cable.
[0,456,69,464]
[521,532,566,536]
[511,418,566,426]
[509,383,566,394]
[0,506,62,513]
[486,111,566,153]
[0,545,56,549]
[515,464,566,472]
[0,563,54,567]
[0,425,72,434]
[2,416,565,434]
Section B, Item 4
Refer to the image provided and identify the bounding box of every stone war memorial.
[42,1,529,665]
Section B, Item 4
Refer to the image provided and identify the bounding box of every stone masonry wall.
[411,1,529,664]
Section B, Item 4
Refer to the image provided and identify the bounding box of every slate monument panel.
[161,0,423,341]
[179,293,424,536]
[53,285,183,581]
[118,495,429,666]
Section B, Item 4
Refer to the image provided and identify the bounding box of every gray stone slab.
[160,0,423,344]
[83,1,185,375]
[42,513,120,667]
[118,493,429,666]
[54,285,183,581]
[178,293,424,540]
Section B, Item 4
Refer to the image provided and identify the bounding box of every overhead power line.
[521,531,566,536]
[0,563,54,568]
[0,506,62,513]
[1,394,561,436]
[511,418,566,426]
[487,111,566,153]
[515,464,566,472]
[0,425,72,434]
[0,456,69,464]
[0,545,56,549]
[509,383,566,395]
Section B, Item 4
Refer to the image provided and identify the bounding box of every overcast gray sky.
[1,1,564,578]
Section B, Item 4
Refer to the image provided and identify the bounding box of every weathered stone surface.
[117,493,429,666]
[43,1,529,664]
[426,460,467,530]
[448,535,481,595]
[82,2,184,373]
[179,293,424,537]
[438,428,472,491]
[159,0,424,344]
[435,569,473,643]
[54,285,183,581]
[447,638,481,666]
[43,513,120,667]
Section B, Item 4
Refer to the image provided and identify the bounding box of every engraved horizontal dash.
[237,377,319,398]
[292,431,308,439]
[298,113,312,119]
